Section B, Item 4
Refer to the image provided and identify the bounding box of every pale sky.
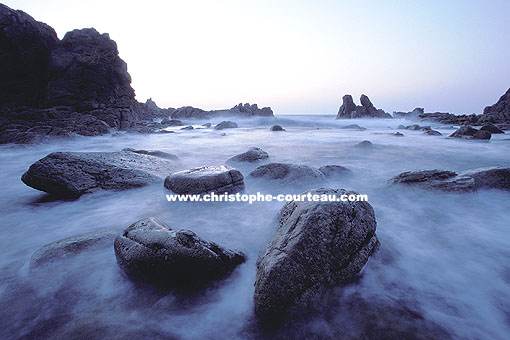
[5,0,510,114]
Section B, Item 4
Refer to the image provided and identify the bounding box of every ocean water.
[0,115,509,339]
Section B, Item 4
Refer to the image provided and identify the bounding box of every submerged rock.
[214,121,238,130]
[164,165,244,194]
[423,130,442,136]
[270,125,285,131]
[21,150,179,198]
[30,229,117,269]
[449,125,491,140]
[227,147,269,163]
[354,140,373,148]
[393,132,405,137]
[122,148,179,160]
[318,165,353,178]
[249,163,325,184]
[254,188,379,321]
[390,170,475,192]
[340,124,366,130]
[180,125,194,130]
[114,217,246,286]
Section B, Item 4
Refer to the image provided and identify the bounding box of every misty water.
[1,115,509,339]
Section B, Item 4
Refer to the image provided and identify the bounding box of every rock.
[114,217,246,286]
[161,117,182,126]
[406,124,421,130]
[30,229,117,269]
[21,150,180,198]
[340,124,366,130]
[202,123,212,128]
[397,125,406,129]
[171,103,274,119]
[171,106,206,119]
[390,170,475,192]
[164,165,244,194]
[270,124,285,131]
[249,163,325,184]
[254,188,379,321]
[480,123,504,134]
[318,165,353,177]
[0,4,59,108]
[354,140,373,148]
[180,125,194,130]
[449,125,491,140]
[459,167,510,190]
[423,130,442,136]
[393,132,405,136]
[393,107,424,118]
[227,103,274,117]
[227,147,269,163]
[481,88,510,124]
[335,94,392,119]
[214,121,238,130]
[122,148,179,160]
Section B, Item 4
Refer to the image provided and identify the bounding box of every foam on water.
[0,115,509,339]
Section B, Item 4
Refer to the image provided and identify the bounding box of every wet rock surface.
[227,147,269,163]
[114,217,246,286]
[164,165,244,194]
[21,150,180,198]
[449,125,491,140]
[214,121,238,130]
[318,165,353,178]
[249,163,325,184]
[269,125,285,131]
[254,188,380,321]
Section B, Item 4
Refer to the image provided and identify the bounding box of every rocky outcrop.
[390,167,510,192]
[481,88,510,124]
[21,150,180,198]
[254,188,379,321]
[114,217,246,286]
[164,165,244,194]
[30,229,117,269]
[214,121,238,130]
[227,147,269,163]
[449,125,491,140]
[249,163,325,185]
[170,103,274,120]
[336,94,392,119]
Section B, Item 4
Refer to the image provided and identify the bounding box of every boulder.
[161,118,182,126]
[180,125,194,130]
[354,140,373,148]
[21,150,180,198]
[114,217,246,286]
[227,147,269,163]
[254,188,379,321]
[202,123,212,128]
[164,165,244,194]
[389,170,475,192]
[423,130,442,136]
[30,229,117,269]
[393,132,405,136]
[214,121,238,130]
[318,165,353,178]
[449,125,491,140]
[480,123,504,134]
[336,94,392,119]
[122,148,179,160]
[249,163,325,184]
[459,167,510,190]
[270,125,285,131]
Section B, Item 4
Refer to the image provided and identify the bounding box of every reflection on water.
[0,115,509,339]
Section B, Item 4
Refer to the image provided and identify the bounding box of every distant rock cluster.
[336,94,392,119]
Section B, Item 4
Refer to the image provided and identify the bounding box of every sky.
[5,0,510,114]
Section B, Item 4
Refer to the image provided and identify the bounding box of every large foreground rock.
[21,150,180,198]
[254,188,379,321]
[227,147,269,163]
[114,217,246,286]
[249,163,325,185]
[164,165,244,194]
[30,229,117,270]
[336,94,392,119]
[390,167,510,192]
